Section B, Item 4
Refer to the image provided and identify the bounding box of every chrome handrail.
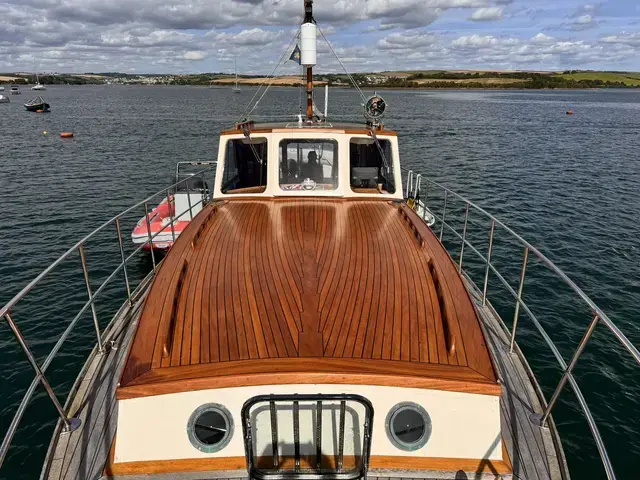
[0,164,216,470]
[401,167,639,480]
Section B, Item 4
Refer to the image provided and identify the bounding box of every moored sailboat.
[233,58,241,93]
[32,71,46,90]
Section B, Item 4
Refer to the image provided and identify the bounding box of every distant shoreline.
[2,70,639,89]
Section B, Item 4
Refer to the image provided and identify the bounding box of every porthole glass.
[187,403,234,453]
[385,402,431,451]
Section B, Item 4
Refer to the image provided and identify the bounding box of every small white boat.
[32,71,46,90]
[0,94,9,103]
[0,86,4,91]
[10,86,21,95]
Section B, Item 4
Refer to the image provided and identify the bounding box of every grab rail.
[0,164,216,470]
[401,168,640,480]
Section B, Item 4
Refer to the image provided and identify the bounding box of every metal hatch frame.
[241,394,374,480]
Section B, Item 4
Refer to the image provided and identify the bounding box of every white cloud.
[576,14,592,25]
[470,7,504,21]
[532,33,554,44]
[601,33,640,46]
[0,0,638,73]
[378,32,439,50]
[183,50,205,60]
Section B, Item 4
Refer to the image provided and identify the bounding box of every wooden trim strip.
[106,455,510,476]
[107,456,246,476]
[162,259,189,358]
[369,455,512,474]
[427,259,455,356]
[116,358,501,399]
[398,207,425,248]
[191,206,218,249]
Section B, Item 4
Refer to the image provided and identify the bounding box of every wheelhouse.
[214,123,403,200]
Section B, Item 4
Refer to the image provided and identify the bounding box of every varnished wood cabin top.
[117,199,498,399]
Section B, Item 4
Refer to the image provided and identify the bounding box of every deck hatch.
[242,394,374,480]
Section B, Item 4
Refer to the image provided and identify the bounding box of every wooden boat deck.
[117,199,498,398]
[42,262,566,479]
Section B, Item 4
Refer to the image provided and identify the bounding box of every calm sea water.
[1,86,639,479]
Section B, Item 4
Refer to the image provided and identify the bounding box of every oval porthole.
[187,403,234,453]
[385,402,432,451]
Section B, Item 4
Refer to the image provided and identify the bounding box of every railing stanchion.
[509,246,529,353]
[482,219,496,306]
[115,217,132,305]
[200,173,208,204]
[458,202,470,272]
[537,314,600,427]
[166,189,176,243]
[186,186,194,221]
[439,190,448,242]
[3,313,81,433]
[79,244,104,355]
[143,201,156,272]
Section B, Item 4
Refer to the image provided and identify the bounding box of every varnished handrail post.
[482,219,496,306]
[538,314,600,427]
[458,202,470,272]
[3,312,81,434]
[143,201,156,272]
[509,246,529,353]
[439,190,448,241]
[166,189,176,243]
[79,244,104,354]
[115,217,132,305]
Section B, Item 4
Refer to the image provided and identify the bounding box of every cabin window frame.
[278,138,340,193]
[348,136,397,195]
[187,403,234,453]
[220,136,269,195]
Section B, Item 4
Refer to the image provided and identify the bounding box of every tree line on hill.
[1,71,636,88]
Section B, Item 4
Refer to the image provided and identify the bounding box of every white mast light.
[300,22,317,66]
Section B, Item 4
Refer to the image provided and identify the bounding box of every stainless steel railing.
[402,168,640,480]
[0,164,216,470]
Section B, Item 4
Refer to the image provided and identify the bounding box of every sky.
[1,0,639,74]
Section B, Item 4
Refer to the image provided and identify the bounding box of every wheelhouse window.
[279,139,339,192]
[221,137,268,194]
[349,138,396,194]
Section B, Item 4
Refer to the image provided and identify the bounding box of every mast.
[234,58,238,89]
[302,0,316,121]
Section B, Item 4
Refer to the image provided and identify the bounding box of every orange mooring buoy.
[36,109,44,113]
[566,110,574,115]
[60,132,74,138]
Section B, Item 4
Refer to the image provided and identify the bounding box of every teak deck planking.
[119,199,497,394]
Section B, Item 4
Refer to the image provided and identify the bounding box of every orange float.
[566,110,574,115]
[60,132,74,138]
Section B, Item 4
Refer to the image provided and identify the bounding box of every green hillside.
[556,72,640,86]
